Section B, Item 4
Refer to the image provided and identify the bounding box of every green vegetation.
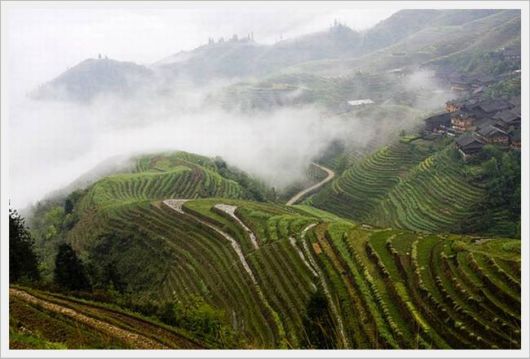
[9,286,205,349]
[312,137,520,237]
[483,75,521,100]
[9,209,40,283]
[22,193,519,348]
[17,137,520,349]
[465,146,521,237]
[10,7,522,351]
[301,289,337,349]
[54,243,91,291]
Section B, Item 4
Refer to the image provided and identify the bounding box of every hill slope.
[33,10,517,101]
[32,58,154,102]
[312,136,519,236]
[28,186,521,348]
[10,286,205,349]
[29,151,271,279]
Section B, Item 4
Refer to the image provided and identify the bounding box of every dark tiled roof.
[425,112,451,125]
[493,109,521,124]
[477,125,507,138]
[446,99,466,107]
[510,129,521,142]
[456,135,483,147]
[475,118,496,130]
[478,100,511,113]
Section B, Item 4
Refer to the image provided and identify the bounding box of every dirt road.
[214,204,259,249]
[286,163,335,206]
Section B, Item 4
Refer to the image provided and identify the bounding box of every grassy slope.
[31,151,263,278]
[28,186,520,348]
[9,286,205,349]
[178,199,520,348]
[312,137,515,236]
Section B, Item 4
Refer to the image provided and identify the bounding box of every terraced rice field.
[78,152,244,211]
[9,287,204,349]
[312,142,431,221]
[178,200,520,348]
[312,139,497,233]
[32,149,520,349]
[65,191,521,348]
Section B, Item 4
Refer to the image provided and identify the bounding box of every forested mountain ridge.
[32,9,519,101]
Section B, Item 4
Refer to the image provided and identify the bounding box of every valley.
[6,7,522,351]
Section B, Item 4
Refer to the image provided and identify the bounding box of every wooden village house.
[423,112,451,134]
[445,100,465,113]
[456,135,484,161]
[510,129,521,150]
[493,109,521,131]
[451,111,476,133]
[476,125,510,146]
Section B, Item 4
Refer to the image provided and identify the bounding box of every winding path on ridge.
[214,204,259,249]
[286,162,335,206]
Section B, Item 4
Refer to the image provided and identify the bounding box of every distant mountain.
[32,9,519,102]
[155,9,507,81]
[32,58,153,102]
[292,9,520,77]
[155,38,266,82]
[360,9,501,53]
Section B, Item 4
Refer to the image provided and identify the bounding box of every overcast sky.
[3,2,397,96]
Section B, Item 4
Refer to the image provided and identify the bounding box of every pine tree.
[9,208,40,282]
[54,243,91,291]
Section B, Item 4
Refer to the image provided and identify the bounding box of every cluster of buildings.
[207,33,255,45]
[423,95,521,160]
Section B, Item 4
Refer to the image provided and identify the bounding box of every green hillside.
[29,151,272,279]
[312,137,518,237]
[24,186,521,348]
[10,286,205,349]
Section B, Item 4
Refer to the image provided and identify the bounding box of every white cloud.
[3,3,396,96]
[2,2,401,208]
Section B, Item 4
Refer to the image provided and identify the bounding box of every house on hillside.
[475,125,510,146]
[348,99,374,107]
[456,135,484,161]
[510,129,521,150]
[476,100,512,114]
[449,76,471,93]
[502,47,521,61]
[445,100,465,112]
[445,97,481,113]
[424,112,451,134]
[451,111,477,133]
[492,109,521,131]
[388,68,407,77]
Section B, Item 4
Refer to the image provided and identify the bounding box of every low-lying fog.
[7,87,356,208]
[5,6,455,209]
[9,69,451,209]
